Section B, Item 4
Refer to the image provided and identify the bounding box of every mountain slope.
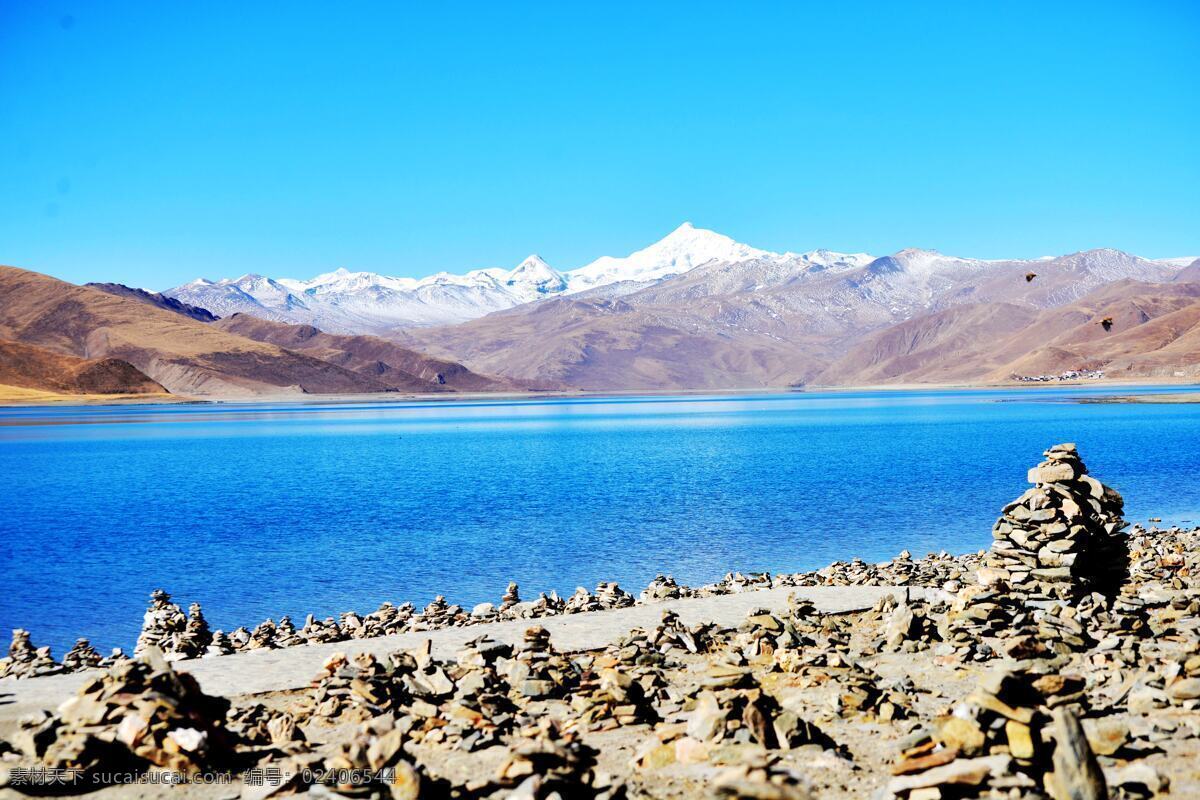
[86,282,219,322]
[399,247,1180,390]
[393,295,832,390]
[0,265,398,396]
[1173,259,1200,284]
[211,314,518,391]
[166,223,872,332]
[816,281,1200,384]
[0,338,166,395]
[168,255,573,333]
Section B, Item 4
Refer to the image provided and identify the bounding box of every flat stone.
[1168,678,1200,701]
[936,717,985,756]
[887,755,1011,793]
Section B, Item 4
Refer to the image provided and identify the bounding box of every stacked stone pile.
[828,661,913,722]
[985,443,1129,601]
[595,582,635,609]
[304,651,413,723]
[640,574,694,602]
[710,756,813,800]
[272,616,304,647]
[787,595,854,647]
[1126,523,1200,591]
[884,666,1103,799]
[60,638,102,672]
[647,609,720,657]
[563,586,603,614]
[0,629,62,679]
[11,647,235,782]
[500,626,580,701]
[250,714,433,800]
[493,723,625,800]
[19,521,1193,677]
[874,597,941,653]
[225,703,305,748]
[568,664,659,732]
[734,608,794,661]
[133,589,187,657]
[1131,642,1200,711]
[248,618,279,650]
[784,550,983,590]
[677,675,835,754]
[410,595,468,630]
[697,572,773,596]
[299,614,346,644]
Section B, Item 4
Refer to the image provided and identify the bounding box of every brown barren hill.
[0,265,397,397]
[817,280,1200,384]
[0,338,166,395]
[396,295,829,390]
[212,313,515,392]
[86,282,220,322]
[1173,259,1200,284]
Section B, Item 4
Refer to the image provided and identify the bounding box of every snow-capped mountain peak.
[564,222,776,293]
[168,225,1176,337]
[507,255,566,295]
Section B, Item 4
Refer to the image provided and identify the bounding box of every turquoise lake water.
[2,386,1199,657]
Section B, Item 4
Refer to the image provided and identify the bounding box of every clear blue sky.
[1,1,1197,290]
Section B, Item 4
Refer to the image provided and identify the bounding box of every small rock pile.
[133,590,214,660]
[640,575,695,602]
[1127,524,1195,591]
[304,651,412,722]
[785,551,982,590]
[502,626,580,701]
[61,638,102,672]
[493,723,625,800]
[429,638,523,751]
[828,661,913,722]
[647,609,720,657]
[985,443,1129,601]
[225,703,306,749]
[11,647,234,781]
[875,596,941,653]
[251,714,430,799]
[1134,642,1200,711]
[595,582,635,609]
[710,756,813,800]
[698,572,773,596]
[884,666,1100,799]
[0,629,62,679]
[680,673,834,753]
[568,665,659,732]
[410,595,468,630]
[299,613,347,644]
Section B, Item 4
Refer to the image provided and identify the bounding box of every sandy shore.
[0,384,176,406]
[1,377,1197,409]
[1076,393,1200,404]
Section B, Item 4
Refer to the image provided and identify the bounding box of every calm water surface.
[2,386,1199,656]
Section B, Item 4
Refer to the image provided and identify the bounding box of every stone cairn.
[0,629,62,679]
[943,443,1134,662]
[61,638,102,672]
[711,756,813,799]
[884,666,1103,800]
[11,647,235,783]
[133,589,212,660]
[502,625,580,701]
[984,443,1128,600]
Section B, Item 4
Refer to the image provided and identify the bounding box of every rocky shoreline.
[1,443,1198,799]
[1,552,986,679]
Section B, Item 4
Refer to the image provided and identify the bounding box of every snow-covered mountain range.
[166,223,1193,334]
